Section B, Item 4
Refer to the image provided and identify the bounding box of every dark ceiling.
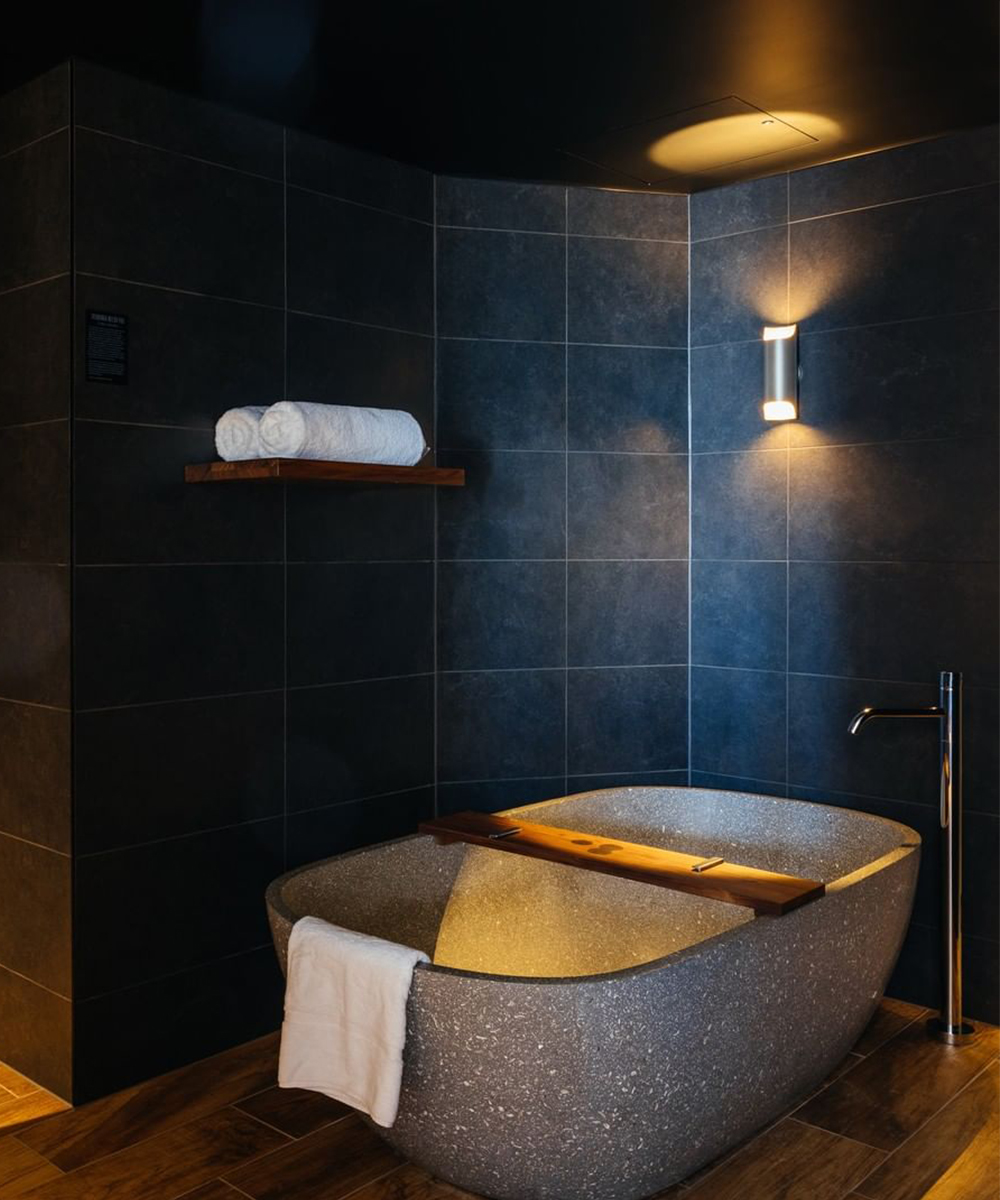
[4,1,998,191]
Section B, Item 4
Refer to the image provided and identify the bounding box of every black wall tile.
[287,562,433,686]
[287,186,433,333]
[74,61,284,178]
[690,666,786,782]
[965,935,1000,1024]
[74,422,284,564]
[437,450,566,560]
[285,788,434,870]
[0,132,70,292]
[567,236,687,346]
[567,560,687,667]
[74,564,284,708]
[287,676,433,811]
[792,313,999,447]
[437,177,565,232]
[790,186,999,333]
[0,700,70,852]
[691,560,786,671]
[287,129,432,221]
[75,130,283,305]
[0,964,72,1100]
[691,173,787,241]
[437,229,565,341]
[691,450,786,560]
[789,561,998,686]
[0,421,69,562]
[75,277,284,427]
[690,772,787,795]
[690,341,791,454]
[568,345,687,453]
[0,64,68,157]
[567,188,687,241]
[0,277,70,426]
[967,687,999,816]
[789,438,998,563]
[438,560,565,670]
[74,692,284,854]
[0,564,70,707]
[286,482,434,563]
[567,666,687,775]
[567,452,688,560]
[568,770,689,792]
[690,224,787,346]
[287,313,433,440]
[789,125,999,221]
[0,833,70,993]
[438,777,567,815]
[75,818,283,997]
[788,674,940,805]
[437,339,565,452]
[73,948,283,1104]
[438,669,565,781]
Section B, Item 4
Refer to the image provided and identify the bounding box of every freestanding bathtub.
[266,787,919,1200]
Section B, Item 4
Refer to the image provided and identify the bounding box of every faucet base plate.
[926,1016,977,1045]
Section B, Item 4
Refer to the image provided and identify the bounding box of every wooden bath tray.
[419,811,825,916]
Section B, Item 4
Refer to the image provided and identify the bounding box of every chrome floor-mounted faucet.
[849,670,975,1044]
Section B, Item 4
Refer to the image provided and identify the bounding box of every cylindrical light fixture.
[762,324,798,421]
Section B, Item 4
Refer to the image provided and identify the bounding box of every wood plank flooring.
[0,996,994,1199]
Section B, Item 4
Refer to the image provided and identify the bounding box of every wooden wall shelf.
[420,811,826,916]
[185,459,465,487]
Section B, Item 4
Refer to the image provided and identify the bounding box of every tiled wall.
[0,64,73,1098]
[62,60,433,1102]
[689,127,1000,1021]
[1,58,996,1102]
[434,179,690,813]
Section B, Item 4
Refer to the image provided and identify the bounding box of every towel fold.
[214,406,268,461]
[278,916,428,1127]
[259,401,427,465]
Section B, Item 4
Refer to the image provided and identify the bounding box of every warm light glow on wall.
[762,324,798,421]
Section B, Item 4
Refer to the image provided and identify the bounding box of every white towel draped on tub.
[259,401,427,465]
[278,916,429,1128]
[214,405,268,461]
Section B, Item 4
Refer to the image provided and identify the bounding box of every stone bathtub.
[266,786,919,1200]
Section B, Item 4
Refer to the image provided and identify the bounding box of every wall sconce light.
[762,324,798,421]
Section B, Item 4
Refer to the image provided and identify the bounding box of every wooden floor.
[0,997,995,1199]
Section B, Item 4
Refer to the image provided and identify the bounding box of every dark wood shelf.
[185,458,465,487]
[420,810,826,916]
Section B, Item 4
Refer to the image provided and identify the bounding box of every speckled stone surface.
[267,787,919,1200]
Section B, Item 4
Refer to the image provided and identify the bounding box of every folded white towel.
[259,401,427,465]
[214,406,268,461]
[278,916,428,1127]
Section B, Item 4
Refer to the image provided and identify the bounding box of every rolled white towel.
[259,401,427,466]
[215,405,268,461]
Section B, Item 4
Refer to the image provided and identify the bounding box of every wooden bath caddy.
[419,811,825,916]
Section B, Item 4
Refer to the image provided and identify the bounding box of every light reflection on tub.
[267,787,919,1200]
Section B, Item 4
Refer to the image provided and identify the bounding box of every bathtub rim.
[266,785,921,988]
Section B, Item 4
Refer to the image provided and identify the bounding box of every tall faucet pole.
[848,670,974,1043]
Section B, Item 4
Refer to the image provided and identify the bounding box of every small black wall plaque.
[86,311,128,384]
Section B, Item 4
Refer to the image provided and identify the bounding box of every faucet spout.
[847,706,945,735]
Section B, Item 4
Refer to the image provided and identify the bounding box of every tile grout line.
[686,191,693,785]
[785,171,791,796]
[564,185,570,795]
[690,304,1000,350]
[282,123,289,874]
[433,172,440,818]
